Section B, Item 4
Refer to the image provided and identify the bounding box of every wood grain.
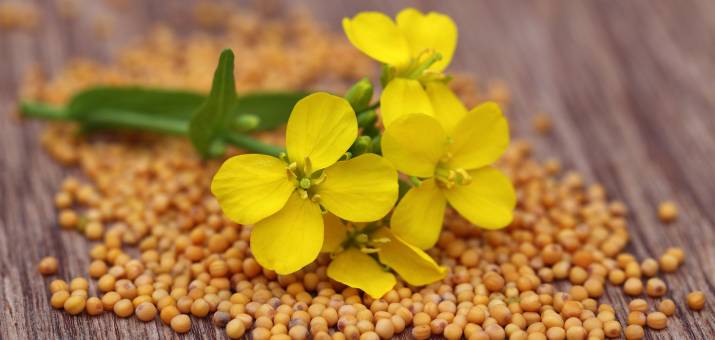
[1,0,714,339]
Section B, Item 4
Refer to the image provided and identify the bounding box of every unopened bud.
[345,77,374,111]
[232,114,260,132]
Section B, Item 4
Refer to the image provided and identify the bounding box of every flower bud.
[345,78,373,112]
[232,114,260,132]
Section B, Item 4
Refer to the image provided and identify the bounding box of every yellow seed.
[658,299,676,316]
[38,256,59,275]
[645,278,667,297]
[113,298,134,318]
[160,305,180,325]
[50,290,70,309]
[86,297,104,316]
[625,325,644,340]
[49,279,68,293]
[171,314,192,333]
[226,318,246,339]
[687,291,706,311]
[63,295,86,315]
[627,311,646,326]
[645,312,667,330]
[628,299,648,313]
[657,201,678,223]
[659,254,679,272]
[136,302,157,321]
[603,320,621,338]
[58,209,78,229]
[69,277,88,291]
[623,278,643,296]
[640,258,658,277]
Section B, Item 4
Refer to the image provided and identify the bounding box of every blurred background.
[1,1,714,339]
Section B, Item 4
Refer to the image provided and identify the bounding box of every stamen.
[310,194,321,204]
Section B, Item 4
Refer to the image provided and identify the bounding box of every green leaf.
[189,49,238,158]
[232,92,307,131]
[68,86,205,121]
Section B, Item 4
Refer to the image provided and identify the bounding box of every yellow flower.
[211,93,398,274]
[381,101,516,249]
[342,8,457,74]
[322,214,447,298]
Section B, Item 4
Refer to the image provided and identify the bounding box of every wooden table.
[1,1,713,339]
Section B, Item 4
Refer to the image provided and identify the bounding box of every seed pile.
[23,5,707,340]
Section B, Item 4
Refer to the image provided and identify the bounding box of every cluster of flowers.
[211,8,516,298]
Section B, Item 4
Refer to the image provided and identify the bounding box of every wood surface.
[1,0,714,339]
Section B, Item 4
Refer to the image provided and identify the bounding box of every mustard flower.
[211,93,398,274]
[343,8,459,128]
[342,8,456,75]
[321,214,447,298]
[381,101,516,249]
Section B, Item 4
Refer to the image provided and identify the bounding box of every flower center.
[282,153,326,203]
[340,223,390,254]
[434,153,472,189]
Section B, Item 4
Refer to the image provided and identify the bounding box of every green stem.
[224,132,284,157]
[85,109,189,135]
[21,101,71,120]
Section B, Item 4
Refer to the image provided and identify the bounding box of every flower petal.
[211,154,294,225]
[375,228,447,286]
[286,92,357,171]
[322,213,348,253]
[390,178,446,249]
[425,81,467,134]
[327,248,396,298]
[447,102,509,170]
[381,113,446,177]
[396,8,457,72]
[250,193,323,274]
[443,166,516,229]
[342,12,411,68]
[380,78,434,128]
[316,153,398,222]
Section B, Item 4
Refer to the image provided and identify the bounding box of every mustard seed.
[375,318,395,339]
[170,314,191,333]
[226,318,246,339]
[624,324,644,340]
[49,279,68,293]
[657,201,678,223]
[58,209,78,229]
[50,290,70,309]
[136,301,157,321]
[69,277,88,291]
[101,291,121,311]
[113,298,134,318]
[640,258,658,277]
[190,298,210,317]
[623,278,643,296]
[603,320,621,338]
[628,299,648,313]
[86,297,104,316]
[38,256,58,275]
[627,311,646,326]
[160,305,180,325]
[646,312,667,330]
[63,295,85,315]
[657,299,676,316]
[687,291,705,310]
[659,254,679,272]
[645,278,667,297]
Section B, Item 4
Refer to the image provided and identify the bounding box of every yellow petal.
[211,154,294,225]
[396,8,457,72]
[390,179,446,249]
[286,92,357,171]
[316,153,398,222]
[425,81,467,134]
[443,166,516,229]
[251,193,323,274]
[322,213,348,253]
[327,248,396,298]
[447,102,509,170]
[342,12,411,68]
[375,228,447,286]
[381,113,446,177]
[380,78,434,128]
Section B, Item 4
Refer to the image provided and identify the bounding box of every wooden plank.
[0,0,713,339]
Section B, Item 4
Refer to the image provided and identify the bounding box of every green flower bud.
[345,77,374,112]
[232,114,260,132]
